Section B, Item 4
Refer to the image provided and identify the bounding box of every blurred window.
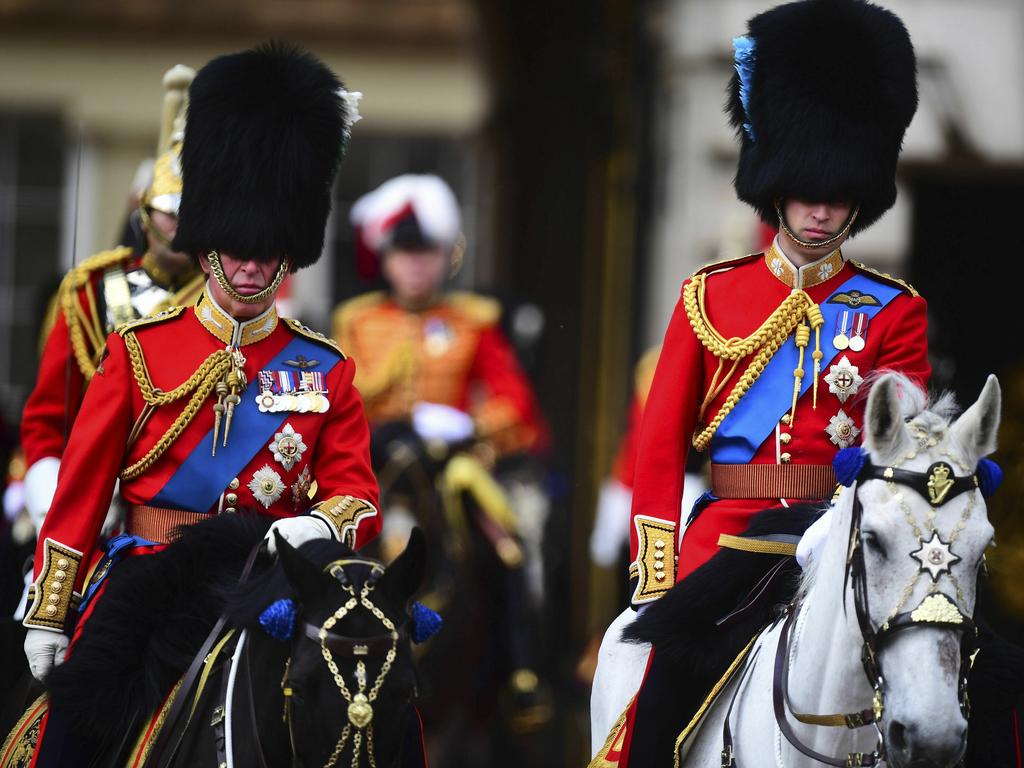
[0,112,64,426]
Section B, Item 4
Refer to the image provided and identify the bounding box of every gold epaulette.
[331,291,386,340]
[283,317,347,359]
[116,305,187,336]
[446,291,501,327]
[848,261,919,297]
[60,247,137,380]
[691,252,762,278]
[65,246,135,290]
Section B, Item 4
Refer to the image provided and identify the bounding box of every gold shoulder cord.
[685,274,824,451]
[119,330,233,480]
[62,248,134,379]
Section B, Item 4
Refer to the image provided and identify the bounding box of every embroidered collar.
[763,237,845,290]
[195,285,278,346]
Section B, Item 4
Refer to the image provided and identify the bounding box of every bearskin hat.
[727,0,918,234]
[172,43,350,269]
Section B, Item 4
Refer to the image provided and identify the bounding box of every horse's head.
[846,372,1000,768]
[273,528,427,768]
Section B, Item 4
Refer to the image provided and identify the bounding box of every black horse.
[2,515,428,768]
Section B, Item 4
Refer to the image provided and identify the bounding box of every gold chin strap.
[685,276,824,451]
[775,202,860,250]
[138,206,173,250]
[207,250,289,305]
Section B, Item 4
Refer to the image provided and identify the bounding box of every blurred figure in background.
[333,173,553,766]
[18,65,204,545]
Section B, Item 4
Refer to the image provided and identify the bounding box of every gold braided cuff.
[24,539,83,631]
[311,496,379,549]
[630,516,677,605]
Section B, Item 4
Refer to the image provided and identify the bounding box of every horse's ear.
[864,374,914,463]
[276,531,336,603]
[376,527,427,607]
[950,374,1001,463]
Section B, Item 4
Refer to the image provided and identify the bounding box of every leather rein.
[722,460,981,768]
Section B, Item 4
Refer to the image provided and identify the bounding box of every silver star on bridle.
[911,531,961,581]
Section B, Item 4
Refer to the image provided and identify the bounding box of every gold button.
[45,605,58,616]
[229,478,240,490]
[654,540,666,550]
[780,414,791,426]
[48,594,60,604]
[225,493,238,506]
[655,572,666,581]
[781,453,792,464]
[780,433,792,445]
[57,558,69,570]
[54,570,66,581]
[654,561,664,571]
[654,551,665,560]
[225,507,237,514]
[51,582,62,593]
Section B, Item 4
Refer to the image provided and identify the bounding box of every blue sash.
[710,273,902,464]
[151,336,340,511]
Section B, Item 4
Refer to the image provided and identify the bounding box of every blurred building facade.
[0,0,487,424]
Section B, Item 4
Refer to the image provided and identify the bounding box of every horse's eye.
[863,530,887,558]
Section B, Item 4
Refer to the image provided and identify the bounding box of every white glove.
[24,628,69,681]
[23,457,60,535]
[796,507,834,568]
[589,479,633,567]
[264,516,333,555]
[411,402,475,444]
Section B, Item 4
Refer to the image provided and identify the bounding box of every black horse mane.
[44,514,361,758]
[624,503,823,682]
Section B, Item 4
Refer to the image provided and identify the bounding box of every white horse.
[675,372,1000,767]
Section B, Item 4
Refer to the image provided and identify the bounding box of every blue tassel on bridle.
[259,598,297,641]
[411,602,442,644]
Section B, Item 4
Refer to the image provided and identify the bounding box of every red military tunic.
[20,247,204,515]
[332,290,547,456]
[628,241,929,605]
[23,287,379,632]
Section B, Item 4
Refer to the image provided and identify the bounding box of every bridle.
[279,557,412,768]
[763,456,983,768]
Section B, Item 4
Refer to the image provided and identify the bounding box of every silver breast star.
[911,531,961,581]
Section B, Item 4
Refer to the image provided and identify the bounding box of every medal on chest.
[256,369,330,413]
[423,317,455,357]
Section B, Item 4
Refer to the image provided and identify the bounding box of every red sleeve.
[21,309,88,468]
[33,332,132,588]
[630,286,703,568]
[469,325,549,453]
[871,293,931,390]
[311,357,381,549]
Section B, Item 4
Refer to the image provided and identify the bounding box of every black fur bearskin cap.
[727,0,917,235]
[172,42,349,269]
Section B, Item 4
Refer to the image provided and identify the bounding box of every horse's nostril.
[888,720,909,752]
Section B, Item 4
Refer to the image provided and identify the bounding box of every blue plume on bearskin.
[411,601,442,644]
[259,598,297,641]
[977,458,1003,498]
[833,446,867,487]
